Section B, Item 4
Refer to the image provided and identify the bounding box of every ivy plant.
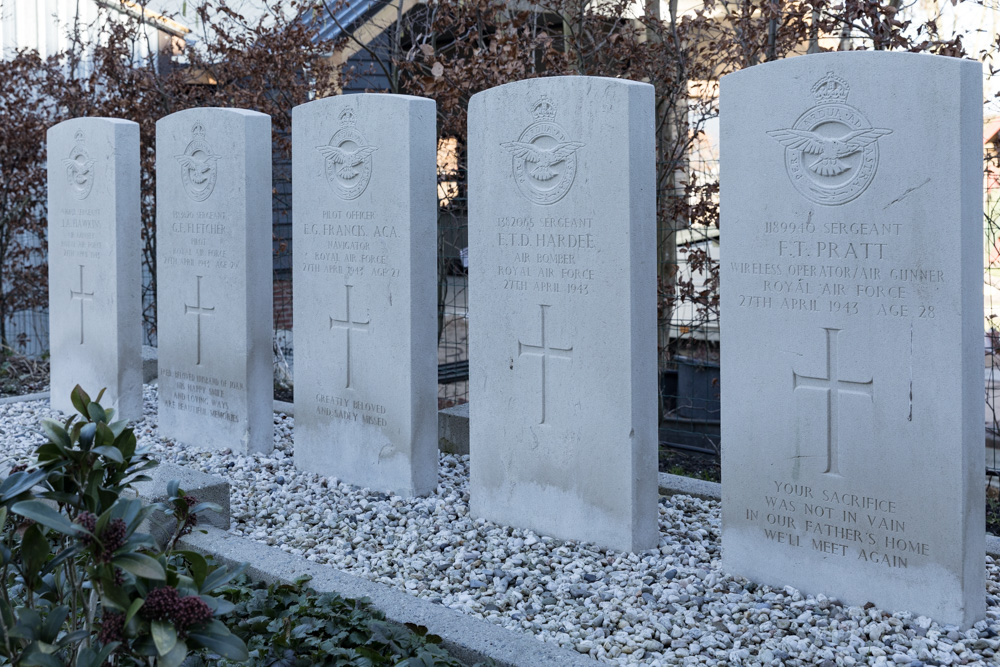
[208,576,495,667]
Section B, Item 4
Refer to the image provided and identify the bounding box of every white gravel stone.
[4,386,1000,665]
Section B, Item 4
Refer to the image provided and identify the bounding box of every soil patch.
[659,446,721,483]
[0,352,48,398]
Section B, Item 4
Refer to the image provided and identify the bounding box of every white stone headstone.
[291,94,438,496]
[155,108,273,453]
[468,76,658,551]
[720,52,984,625]
[47,118,143,420]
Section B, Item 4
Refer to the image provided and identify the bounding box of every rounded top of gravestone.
[155,106,271,131]
[721,50,981,84]
[469,74,653,106]
[291,93,436,118]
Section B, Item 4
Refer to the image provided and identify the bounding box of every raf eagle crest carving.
[317,107,376,201]
[502,96,584,205]
[767,72,892,206]
[175,123,221,202]
[64,130,96,200]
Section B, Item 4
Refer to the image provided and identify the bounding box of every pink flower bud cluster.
[141,586,214,635]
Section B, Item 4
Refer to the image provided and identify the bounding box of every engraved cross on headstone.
[330,283,370,389]
[518,304,574,425]
[69,264,94,345]
[184,275,215,366]
[792,327,873,476]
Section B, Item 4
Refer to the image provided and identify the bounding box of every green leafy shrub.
[0,385,248,666]
[208,576,495,667]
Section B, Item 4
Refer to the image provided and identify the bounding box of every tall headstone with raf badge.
[155,108,273,453]
[468,76,658,552]
[721,52,984,625]
[47,118,143,419]
[292,94,438,496]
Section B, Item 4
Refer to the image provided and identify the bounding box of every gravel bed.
[4,386,1000,666]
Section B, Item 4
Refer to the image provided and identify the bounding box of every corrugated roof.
[304,0,387,43]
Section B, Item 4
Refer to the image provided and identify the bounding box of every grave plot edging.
[178,525,600,667]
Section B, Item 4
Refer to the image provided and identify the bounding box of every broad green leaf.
[87,402,107,425]
[70,385,91,415]
[20,526,48,586]
[159,640,188,667]
[177,550,208,588]
[96,422,115,448]
[85,474,101,504]
[123,509,157,542]
[40,420,70,449]
[167,480,180,498]
[171,573,191,592]
[55,629,89,647]
[33,442,65,462]
[92,643,119,665]
[188,502,222,516]
[19,643,63,667]
[40,605,68,643]
[12,608,41,640]
[95,506,111,536]
[75,643,119,667]
[118,432,140,459]
[97,488,117,511]
[201,562,247,593]
[108,419,128,438]
[151,619,177,656]
[0,470,47,502]
[101,583,132,612]
[130,634,156,656]
[0,594,14,630]
[113,553,166,580]
[204,596,235,616]
[92,446,124,463]
[356,646,386,660]
[78,423,97,450]
[122,474,153,486]
[73,646,97,667]
[121,533,158,553]
[124,597,144,626]
[95,387,107,404]
[115,497,145,526]
[186,629,248,661]
[43,544,82,576]
[40,491,81,505]
[10,501,82,536]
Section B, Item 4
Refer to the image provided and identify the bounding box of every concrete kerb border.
[0,391,49,405]
[177,526,599,667]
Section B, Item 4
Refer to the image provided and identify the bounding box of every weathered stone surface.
[438,403,469,456]
[292,94,438,496]
[47,118,142,420]
[155,108,273,453]
[720,52,984,625]
[468,76,658,551]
